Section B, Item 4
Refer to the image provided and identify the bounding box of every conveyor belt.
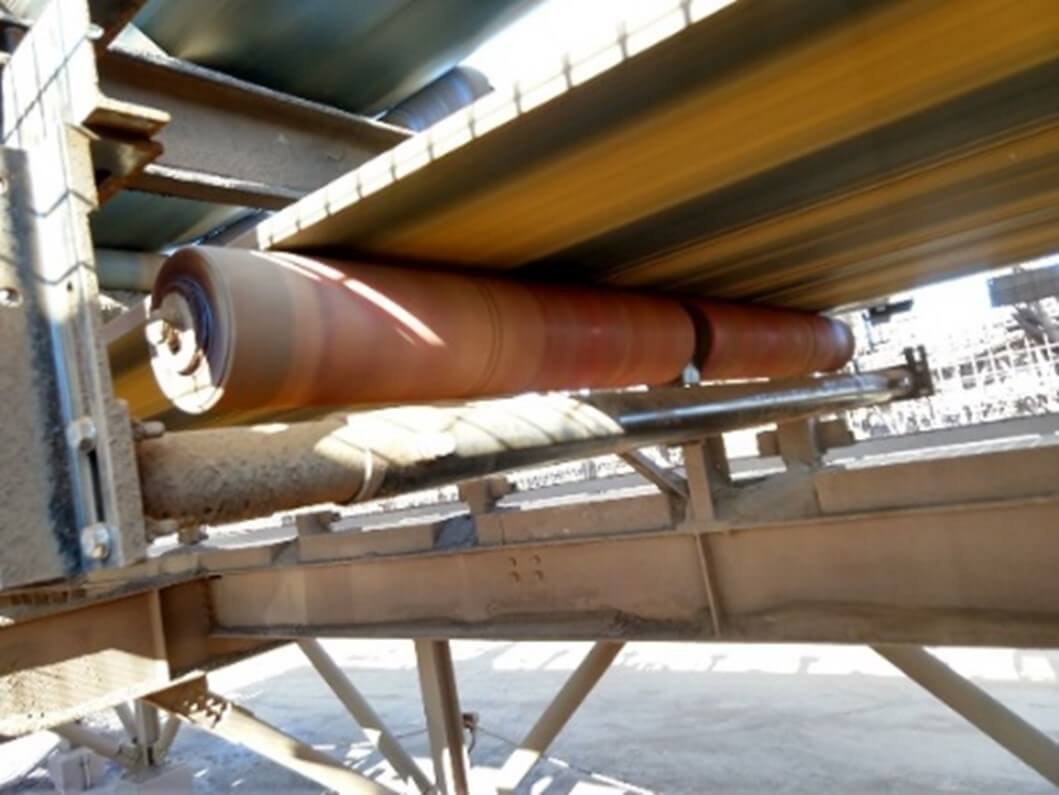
[247,0,1059,311]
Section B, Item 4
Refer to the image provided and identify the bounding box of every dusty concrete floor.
[3,642,1058,794]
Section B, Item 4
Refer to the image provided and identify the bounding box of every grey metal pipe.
[138,363,922,527]
[381,66,491,132]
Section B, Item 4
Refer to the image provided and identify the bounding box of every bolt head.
[66,416,97,452]
[80,523,112,562]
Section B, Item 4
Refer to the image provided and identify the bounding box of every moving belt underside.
[245,0,1059,311]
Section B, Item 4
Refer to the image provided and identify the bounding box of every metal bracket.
[0,0,164,586]
[902,345,934,398]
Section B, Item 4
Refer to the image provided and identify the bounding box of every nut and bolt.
[65,416,97,452]
[80,522,112,562]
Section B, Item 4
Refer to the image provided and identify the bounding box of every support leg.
[299,638,432,792]
[874,645,1059,786]
[52,723,137,769]
[113,703,136,739]
[148,678,394,795]
[153,712,181,763]
[495,642,623,795]
[415,640,470,795]
[134,701,161,764]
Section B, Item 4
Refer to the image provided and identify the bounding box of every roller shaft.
[138,364,919,527]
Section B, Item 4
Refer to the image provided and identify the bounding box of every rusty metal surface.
[247,0,1059,312]
[136,364,916,527]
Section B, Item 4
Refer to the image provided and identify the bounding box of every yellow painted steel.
[613,123,1059,307]
[250,0,1059,311]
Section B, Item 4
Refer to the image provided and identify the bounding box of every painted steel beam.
[98,47,409,209]
[204,493,1059,647]
[248,0,1059,311]
[52,722,139,768]
[0,591,170,737]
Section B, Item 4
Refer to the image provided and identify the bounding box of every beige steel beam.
[875,645,1059,787]
[153,712,181,763]
[5,448,1059,743]
[495,642,624,794]
[98,47,408,209]
[205,493,1059,647]
[298,639,432,792]
[619,451,688,501]
[0,591,170,737]
[415,640,470,795]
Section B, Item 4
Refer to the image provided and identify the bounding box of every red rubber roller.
[687,299,854,380]
[146,247,697,416]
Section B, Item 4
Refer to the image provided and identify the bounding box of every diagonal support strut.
[874,644,1059,787]
[148,677,395,795]
[496,642,625,794]
[299,638,433,792]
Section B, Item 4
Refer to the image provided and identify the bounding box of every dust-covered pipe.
[138,364,919,527]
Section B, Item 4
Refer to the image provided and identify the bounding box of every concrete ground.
[3,642,1058,794]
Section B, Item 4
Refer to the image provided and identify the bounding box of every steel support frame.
[98,47,408,208]
[0,0,161,590]
[2,446,1059,791]
[299,638,433,793]
[205,500,1059,646]
[52,721,139,769]
[415,640,471,795]
[147,677,395,794]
